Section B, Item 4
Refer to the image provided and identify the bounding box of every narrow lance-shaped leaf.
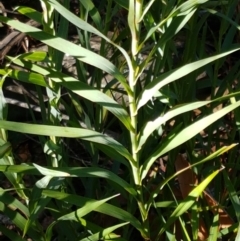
[0,164,137,196]
[146,145,237,215]
[42,189,147,237]
[157,168,222,237]
[1,57,134,132]
[138,91,240,151]
[0,226,27,241]
[140,0,208,46]
[0,202,42,239]
[137,101,211,151]
[141,100,240,180]
[81,222,129,241]
[77,0,102,29]
[137,46,240,110]
[16,6,43,23]
[46,0,133,79]
[58,194,119,221]
[0,15,131,95]
[0,120,134,163]
[235,225,240,241]
[223,170,240,222]
[0,142,11,158]
[0,187,29,217]
[156,9,196,50]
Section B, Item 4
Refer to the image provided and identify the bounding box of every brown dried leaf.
[203,191,234,229]
[175,154,198,198]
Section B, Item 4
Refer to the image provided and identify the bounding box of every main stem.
[128,0,149,238]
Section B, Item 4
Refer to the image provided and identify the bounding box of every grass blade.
[141,101,240,180]
[137,46,240,110]
[0,120,133,163]
[158,168,222,237]
[81,222,128,241]
[0,165,137,196]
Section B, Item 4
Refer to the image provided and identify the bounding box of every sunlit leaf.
[147,144,237,209]
[141,101,240,180]
[0,164,137,196]
[137,101,211,151]
[0,120,133,163]
[81,222,128,241]
[42,189,146,236]
[58,194,119,220]
[157,168,222,237]
[0,15,131,94]
[0,142,11,158]
[137,46,240,110]
[0,59,134,132]
[0,188,29,217]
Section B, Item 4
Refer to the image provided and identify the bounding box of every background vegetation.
[0,0,240,240]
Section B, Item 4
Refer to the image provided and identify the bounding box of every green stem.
[128,0,149,238]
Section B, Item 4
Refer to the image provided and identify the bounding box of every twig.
[0,19,41,60]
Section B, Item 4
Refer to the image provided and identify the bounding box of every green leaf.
[26,177,64,240]
[42,189,146,237]
[58,194,119,220]
[150,9,196,52]
[19,0,133,95]
[78,0,102,30]
[17,51,48,62]
[138,90,240,151]
[0,69,46,87]
[141,101,240,180]
[0,164,137,196]
[235,224,240,241]
[137,46,240,110]
[1,58,134,132]
[223,170,240,222]
[137,101,211,151]
[0,120,133,163]
[0,142,11,158]
[0,15,131,94]
[146,145,237,211]
[33,164,70,177]
[175,0,208,13]
[158,168,222,237]
[208,213,219,241]
[0,188,29,217]
[81,222,128,241]
[0,225,26,241]
[46,0,132,69]
[16,6,42,23]
[0,202,42,240]
[140,0,208,46]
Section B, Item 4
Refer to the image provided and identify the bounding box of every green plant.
[0,0,240,240]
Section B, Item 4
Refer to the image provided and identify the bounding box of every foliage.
[0,0,240,240]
